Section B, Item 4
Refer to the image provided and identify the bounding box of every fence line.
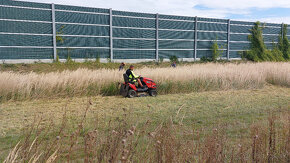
[0,0,289,62]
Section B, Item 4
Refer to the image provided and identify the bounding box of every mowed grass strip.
[1,85,289,142]
[0,85,289,161]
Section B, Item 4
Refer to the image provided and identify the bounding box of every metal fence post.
[194,16,198,61]
[109,8,113,62]
[227,19,231,60]
[156,13,159,62]
[51,3,57,60]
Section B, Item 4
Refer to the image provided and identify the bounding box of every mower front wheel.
[128,89,137,98]
[149,90,157,97]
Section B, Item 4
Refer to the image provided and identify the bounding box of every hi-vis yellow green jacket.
[126,69,138,82]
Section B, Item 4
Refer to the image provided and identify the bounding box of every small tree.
[66,48,73,63]
[95,54,100,63]
[247,22,269,61]
[270,42,285,61]
[211,40,224,61]
[169,55,178,63]
[54,26,65,63]
[159,56,164,63]
[278,24,290,60]
[244,22,278,62]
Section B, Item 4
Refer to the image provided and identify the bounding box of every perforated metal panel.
[0,0,287,61]
[263,27,280,34]
[229,51,241,58]
[159,20,195,30]
[0,34,52,46]
[113,10,155,18]
[56,24,109,36]
[113,17,155,28]
[113,50,155,59]
[113,39,155,49]
[198,32,227,40]
[0,7,52,21]
[159,50,194,58]
[159,40,194,49]
[56,11,109,25]
[231,21,255,26]
[57,48,109,59]
[0,48,53,59]
[230,25,251,33]
[230,42,250,50]
[159,15,195,21]
[197,41,226,50]
[198,17,227,23]
[0,20,52,34]
[198,23,227,31]
[159,30,194,39]
[196,50,227,58]
[55,4,109,14]
[0,0,51,9]
[230,34,248,41]
[57,36,109,47]
[113,28,155,38]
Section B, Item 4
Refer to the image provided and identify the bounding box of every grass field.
[0,61,289,162]
[0,84,289,162]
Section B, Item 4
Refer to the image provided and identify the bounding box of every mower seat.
[123,73,135,84]
[123,73,129,83]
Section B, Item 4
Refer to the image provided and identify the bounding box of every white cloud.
[18,0,290,23]
[197,0,290,10]
[253,17,290,24]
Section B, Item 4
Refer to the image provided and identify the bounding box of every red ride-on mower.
[120,74,157,98]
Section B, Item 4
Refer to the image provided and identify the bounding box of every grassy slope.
[0,85,289,160]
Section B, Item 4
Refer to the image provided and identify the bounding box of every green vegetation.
[211,40,224,61]
[278,24,290,60]
[0,85,289,162]
[169,55,178,63]
[242,22,289,61]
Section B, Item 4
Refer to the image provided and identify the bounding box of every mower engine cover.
[141,77,157,89]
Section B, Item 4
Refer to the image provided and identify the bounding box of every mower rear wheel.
[128,89,137,98]
[149,90,157,97]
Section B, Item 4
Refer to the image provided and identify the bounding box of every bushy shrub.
[159,56,164,63]
[278,24,290,60]
[243,22,289,62]
[246,22,270,61]
[211,40,224,61]
[95,54,100,63]
[169,55,178,63]
[200,56,211,62]
[270,44,285,61]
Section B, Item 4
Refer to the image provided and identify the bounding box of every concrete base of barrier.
[0,58,241,64]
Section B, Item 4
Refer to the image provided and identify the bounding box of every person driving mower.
[126,65,144,88]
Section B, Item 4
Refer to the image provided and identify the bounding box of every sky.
[19,0,290,24]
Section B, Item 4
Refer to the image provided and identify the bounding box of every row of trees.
[242,22,290,61]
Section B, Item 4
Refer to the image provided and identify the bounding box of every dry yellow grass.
[0,62,289,101]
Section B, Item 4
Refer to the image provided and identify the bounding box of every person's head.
[129,65,134,70]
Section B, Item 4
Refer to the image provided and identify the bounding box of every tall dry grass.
[0,62,289,101]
